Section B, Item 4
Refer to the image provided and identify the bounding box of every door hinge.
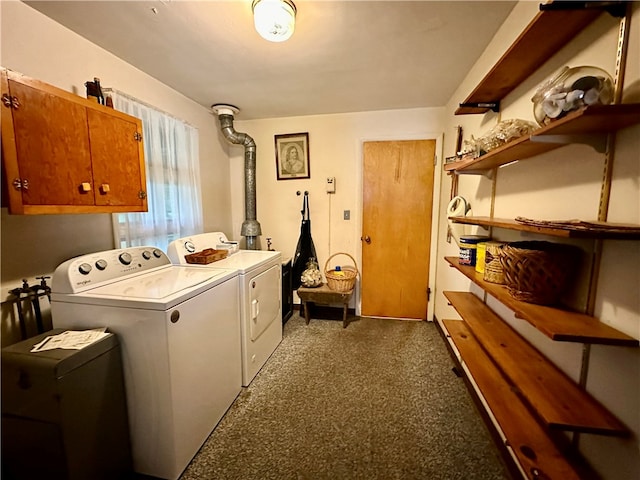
[12,178,29,190]
[134,132,143,142]
[2,93,20,109]
[427,287,431,301]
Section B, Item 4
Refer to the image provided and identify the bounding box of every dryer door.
[249,264,281,341]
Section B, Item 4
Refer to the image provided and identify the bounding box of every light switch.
[344,210,350,220]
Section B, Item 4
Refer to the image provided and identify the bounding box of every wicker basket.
[499,241,580,305]
[324,253,359,292]
[185,248,228,264]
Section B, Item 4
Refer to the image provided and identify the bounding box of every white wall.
[230,107,445,309]
[435,2,640,478]
[0,1,232,343]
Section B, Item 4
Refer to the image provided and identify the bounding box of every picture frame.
[275,132,310,180]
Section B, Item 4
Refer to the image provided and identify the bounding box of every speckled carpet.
[179,313,509,480]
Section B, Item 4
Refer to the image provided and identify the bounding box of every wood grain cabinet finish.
[1,69,147,214]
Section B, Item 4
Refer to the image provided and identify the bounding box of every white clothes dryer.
[50,246,241,480]
[167,232,282,386]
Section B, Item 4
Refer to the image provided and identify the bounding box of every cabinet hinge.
[12,178,29,190]
[2,93,20,109]
[133,132,143,142]
[138,190,147,200]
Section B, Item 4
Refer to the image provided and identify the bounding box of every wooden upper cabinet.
[1,69,147,214]
[88,108,146,207]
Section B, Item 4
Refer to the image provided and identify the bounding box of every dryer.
[167,232,282,386]
[50,246,241,480]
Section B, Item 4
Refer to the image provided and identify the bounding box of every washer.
[167,232,282,386]
[50,246,241,480]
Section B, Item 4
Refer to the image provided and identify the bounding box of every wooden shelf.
[444,319,605,479]
[442,294,629,437]
[445,104,640,174]
[445,257,639,347]
[448,216,640,240]
[455,6,603,115]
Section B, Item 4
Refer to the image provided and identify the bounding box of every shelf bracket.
[453,168,495,179]
[530,134,607,153]
[458,101,500,113]
[539,1,626,19]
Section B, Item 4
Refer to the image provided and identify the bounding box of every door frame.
[354,132,444,321]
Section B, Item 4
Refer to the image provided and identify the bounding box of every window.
[109,90,203,252]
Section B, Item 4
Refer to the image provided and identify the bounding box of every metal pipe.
[211,104,262,250]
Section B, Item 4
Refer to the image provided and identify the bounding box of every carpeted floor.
[179,312,509,480]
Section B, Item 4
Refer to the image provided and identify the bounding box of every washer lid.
[56,266,238,310]
[91,266,234,299]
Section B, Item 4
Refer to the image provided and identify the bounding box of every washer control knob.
[95,259,108,271]
[184,241,195,253]
[119,252,132,265]
[78,263,92,275]
[142,250,152,260]
[153,249,163,258]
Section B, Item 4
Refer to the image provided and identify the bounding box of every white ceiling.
[25,0,516,120]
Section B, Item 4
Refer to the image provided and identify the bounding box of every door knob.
[361,235,371,244]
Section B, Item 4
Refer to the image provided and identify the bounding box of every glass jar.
[300,257,322,287]
[531,66,614,127]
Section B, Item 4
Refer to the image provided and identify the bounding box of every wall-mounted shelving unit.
[440,2,638,479]
[445,257,638,346]
[448,216,640,240]
[455,5,612,115]
[445,104,640,174]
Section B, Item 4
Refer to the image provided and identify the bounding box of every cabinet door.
[88,109,146,208]
[4,76,94,209]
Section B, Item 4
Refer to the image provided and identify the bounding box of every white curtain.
[110,90,203,252]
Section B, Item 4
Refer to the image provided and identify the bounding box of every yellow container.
[484,241,506,284]
[475,242,487,274]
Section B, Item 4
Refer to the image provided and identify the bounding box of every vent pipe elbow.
[212,104,261,250]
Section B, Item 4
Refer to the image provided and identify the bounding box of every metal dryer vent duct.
[211,104,261,250]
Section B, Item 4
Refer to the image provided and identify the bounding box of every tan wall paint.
[231,108,444,310]
[435,2,640,477]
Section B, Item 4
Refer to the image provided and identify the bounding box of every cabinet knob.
[80,182,92,193]
[100,183,110,194]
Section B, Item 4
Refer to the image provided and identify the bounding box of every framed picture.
[275,132,310,180]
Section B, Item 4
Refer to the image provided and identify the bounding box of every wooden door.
[361,140,435,319]
[88,108,146,208]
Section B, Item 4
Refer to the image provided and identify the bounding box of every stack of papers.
[31,328,110,353]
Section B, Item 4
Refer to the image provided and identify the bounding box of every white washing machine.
[50,246,241,480]
[167,232,282,386]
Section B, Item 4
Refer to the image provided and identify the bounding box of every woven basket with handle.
[324,253,358,292]
[499,241,580,305]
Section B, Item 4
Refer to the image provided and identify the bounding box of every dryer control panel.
[52,247,171,293]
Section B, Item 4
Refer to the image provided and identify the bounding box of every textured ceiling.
[25,1,516,120]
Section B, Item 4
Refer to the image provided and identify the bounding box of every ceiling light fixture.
[252,0,296,43]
